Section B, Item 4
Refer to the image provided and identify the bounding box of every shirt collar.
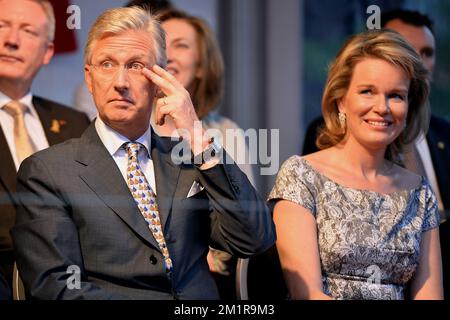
[0,91,38,117]
[95,116,152,158]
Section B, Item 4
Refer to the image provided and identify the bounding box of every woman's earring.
[338,112,346,129]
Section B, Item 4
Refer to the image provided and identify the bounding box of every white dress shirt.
[95,117,157,193]
[0,91,50,171]
[416,134,445,213]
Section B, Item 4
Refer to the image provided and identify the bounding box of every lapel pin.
[437,141,445,150]
[50,119,67,134]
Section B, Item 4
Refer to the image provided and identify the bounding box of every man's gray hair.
[84,6,166,66]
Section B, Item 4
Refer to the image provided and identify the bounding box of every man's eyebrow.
[21,22,37,28]
[0,20,39,28]
[92,53,151,62]
[93,53,115,61]
[20,23,41,32]
[128,54,147,60]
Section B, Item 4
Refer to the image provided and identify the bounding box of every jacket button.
[149,255,157,265]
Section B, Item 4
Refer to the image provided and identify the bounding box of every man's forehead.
[97,30,153,46]
[385,19,435,47]
[92,31,155,61]
[0,0,48,26]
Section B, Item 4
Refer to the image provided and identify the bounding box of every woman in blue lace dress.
[269,30,443,300]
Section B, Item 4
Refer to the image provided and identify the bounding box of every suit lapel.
[0,127,17,192]
[0,96,67,194]
[151,130,181,231]
[427,124,450,209]
[76,124,159,249]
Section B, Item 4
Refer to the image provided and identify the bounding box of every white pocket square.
[187,180,205,198]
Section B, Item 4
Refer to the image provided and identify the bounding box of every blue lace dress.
[268,156,440,300]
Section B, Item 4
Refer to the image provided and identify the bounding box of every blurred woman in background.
[155,8,254,183]
[156,8,255,299]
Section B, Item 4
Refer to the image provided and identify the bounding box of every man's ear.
[84,65,93,94]
[42,42,54,65]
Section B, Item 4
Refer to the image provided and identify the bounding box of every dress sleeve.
[422,181,441,232]
[267,156,316,216]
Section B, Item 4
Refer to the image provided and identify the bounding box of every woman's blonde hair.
[159,8,224,119]
[84,6,166,67]
[317,29,430,162]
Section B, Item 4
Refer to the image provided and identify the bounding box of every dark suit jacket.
[0,270,10,300]
[427,115,450,211]
[11,123,275,299]
[428,115,450,300]
[0,96,90,297]
[301,116,325,156]
[302,113,450,299]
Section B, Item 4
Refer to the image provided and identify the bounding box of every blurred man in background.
[0,0,89,299]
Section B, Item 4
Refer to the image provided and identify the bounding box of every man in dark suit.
[302,9,450,299]
[11,6,275,299]
[0,0,90,300]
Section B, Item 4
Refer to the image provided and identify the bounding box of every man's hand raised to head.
[143,65,199,128]
[143,65,218,168]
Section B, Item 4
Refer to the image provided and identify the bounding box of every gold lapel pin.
[50,119,67,134]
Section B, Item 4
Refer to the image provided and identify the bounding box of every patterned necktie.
[3,101,36,163]
[124,142,173,276]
